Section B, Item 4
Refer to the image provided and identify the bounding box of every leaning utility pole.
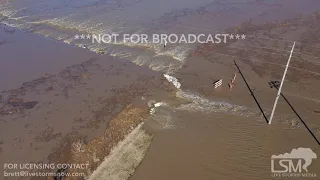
[268,42,295,125]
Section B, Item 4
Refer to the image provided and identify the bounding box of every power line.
[195,42,320,65]
[165,24,320,59]
[192,38,320,65]
[168,24,320,57]
[183,46,289,66]
[168,24,296,44]
[193,48,320,76]
[194,43,288,57]
[231,42,291,53]
[195,50,286,67]
[295,41,320,52]
[171,25,320,63]
[243,81,320,104]
[231,45,288,57]
[162,21,320,53]
[269,81,320,146]
[204,43,320,65]
[289,66,320,76]
[251,88,320,104]
[233,44,320,65]
[282,91,320,103]
[162,24,320,62]
[292,51,320,60]
[291,57,320,65]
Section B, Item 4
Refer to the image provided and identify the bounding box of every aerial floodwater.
[1,0,320,180]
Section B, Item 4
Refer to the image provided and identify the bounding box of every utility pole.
[269,42,295,125]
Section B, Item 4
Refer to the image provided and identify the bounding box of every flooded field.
[1,0,320,179]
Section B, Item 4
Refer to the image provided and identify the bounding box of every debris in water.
[150,108,155,114]
[163,74,181,89]
[148,100,156,107]
[154,102,165,107]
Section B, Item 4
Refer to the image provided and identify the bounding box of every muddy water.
[2,0,320,75]
[132,110,320,180]
[1,0,320,179]
[0,24,174,179]
[0,24,96,91]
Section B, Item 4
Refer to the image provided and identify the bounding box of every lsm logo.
[271,148,317,178]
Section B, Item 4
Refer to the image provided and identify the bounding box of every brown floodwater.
[1,0,320,179]
[132,110,320,180]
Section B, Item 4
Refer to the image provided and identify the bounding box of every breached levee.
[88,123,152,180]
[175,90,254,117]
[162,73,254,117]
